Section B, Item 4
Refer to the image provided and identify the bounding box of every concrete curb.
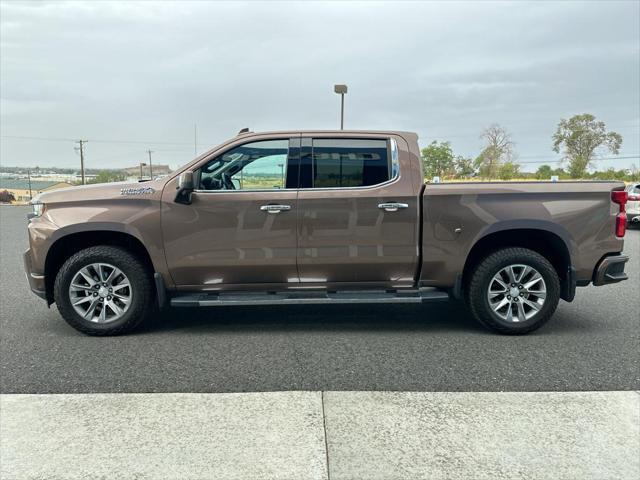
[324,391,640,480]
[1,391,639,480]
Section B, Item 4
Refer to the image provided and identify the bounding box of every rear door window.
[309,139,391,188]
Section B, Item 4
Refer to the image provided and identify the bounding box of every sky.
[1,0,639,172]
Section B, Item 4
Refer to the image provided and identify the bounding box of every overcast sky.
[1,0,639,172]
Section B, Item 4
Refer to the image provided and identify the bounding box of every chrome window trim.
[193,188,298,194]
[196,137,293,193]
[191,136,400,193]
[302,137,400,192]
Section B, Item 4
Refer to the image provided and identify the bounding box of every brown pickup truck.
[24,129,630,336]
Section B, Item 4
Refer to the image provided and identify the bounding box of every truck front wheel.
[53,246,154,336]
[466,247,560,334]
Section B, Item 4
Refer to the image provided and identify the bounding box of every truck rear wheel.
[53,246,154,336]
[466,247,560,334]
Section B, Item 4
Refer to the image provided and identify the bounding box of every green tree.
[498,161,520,180]
[535,165,553,180]
[89,170,126,184]
[552,113,622,178]
[553,167,571,180]
[476,124,515,178]
[421,141,455,179]
[0,190,16,203]
[454,156,476,178]
[594,168,629,181]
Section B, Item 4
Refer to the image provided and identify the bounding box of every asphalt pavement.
[1,205,639,394]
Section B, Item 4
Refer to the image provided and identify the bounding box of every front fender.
[27,198,169,285]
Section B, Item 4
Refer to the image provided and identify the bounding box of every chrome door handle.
[260,204,291,214]
[378,202,409,212]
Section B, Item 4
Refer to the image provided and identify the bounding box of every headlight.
[30,201,45,218]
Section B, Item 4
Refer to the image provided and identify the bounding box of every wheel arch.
[44,229,155,304]
[461,227,573,301]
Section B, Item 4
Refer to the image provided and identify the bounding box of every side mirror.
[175,171,195,204]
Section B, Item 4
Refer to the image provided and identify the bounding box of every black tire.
[466,247,560,335]
[53,246,154,336]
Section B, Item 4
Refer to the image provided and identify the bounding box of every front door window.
[199,139,289,191]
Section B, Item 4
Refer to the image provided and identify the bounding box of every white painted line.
[324,391,640,480]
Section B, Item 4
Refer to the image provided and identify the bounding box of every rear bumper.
[592,254,629,286]
[23,249,46,300]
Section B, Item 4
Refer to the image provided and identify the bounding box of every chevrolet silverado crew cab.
[24,130,630,336]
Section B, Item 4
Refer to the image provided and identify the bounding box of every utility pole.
[194,123,198,157]
[139,162,147,181]
[75,140,88,185]
[147,149,154,179]
[27,169,32,200]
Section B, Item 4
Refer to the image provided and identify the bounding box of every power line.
[2,135,76,142]
[513,155,640,166]
[1,135,193,145]
[3,134,638,168]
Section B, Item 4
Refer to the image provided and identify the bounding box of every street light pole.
[334,84,348,130]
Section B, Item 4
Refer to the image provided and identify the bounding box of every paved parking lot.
[1,205,639,394]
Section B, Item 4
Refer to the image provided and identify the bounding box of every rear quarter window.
[310,138,390,188]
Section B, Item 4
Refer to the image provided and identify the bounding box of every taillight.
[616,212,627,237]
[611,190,628,238]
[611,191,628,205]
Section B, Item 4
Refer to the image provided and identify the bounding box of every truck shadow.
[137,301,599,336]
[140,302,484,334]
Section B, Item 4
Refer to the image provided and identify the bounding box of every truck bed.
[419,181,625,288]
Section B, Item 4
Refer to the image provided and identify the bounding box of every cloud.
[1,0,638,171]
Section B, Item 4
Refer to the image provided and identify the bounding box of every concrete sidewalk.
[1,391,638,480]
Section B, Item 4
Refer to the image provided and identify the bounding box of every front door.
[296,136,420,288]
[162,137,299,288]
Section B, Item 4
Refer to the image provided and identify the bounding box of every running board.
[170,288,449,307]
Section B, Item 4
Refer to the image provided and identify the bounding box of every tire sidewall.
[471,249,560,334]
[54,247,150,335]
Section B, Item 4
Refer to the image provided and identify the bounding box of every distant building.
[0,179,73,204]
[30,173,97,183]
[123,164,172,181]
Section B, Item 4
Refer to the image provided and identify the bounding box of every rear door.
[162,137,300,288]
[296,135,420,288]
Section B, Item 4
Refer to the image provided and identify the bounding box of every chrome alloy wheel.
[487,264,547,323]
[68,263,132,323]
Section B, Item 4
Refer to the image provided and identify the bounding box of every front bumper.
[592,254,629,286]
[23,249,46,300]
